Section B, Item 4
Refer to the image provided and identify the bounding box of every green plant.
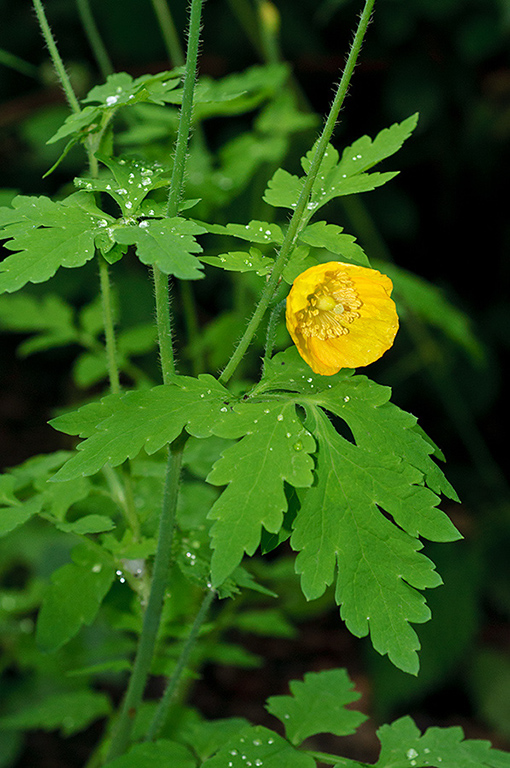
[0,1,507,767]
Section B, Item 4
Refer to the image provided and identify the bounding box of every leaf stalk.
[218,0,376,385]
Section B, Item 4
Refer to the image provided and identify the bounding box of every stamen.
[297,270,362,339]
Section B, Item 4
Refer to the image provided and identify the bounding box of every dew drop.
[406,749,418,760]
[343,395,350,402]
[277,414,284,421]
[293,441,303,451]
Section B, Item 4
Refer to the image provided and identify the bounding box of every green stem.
[105,432,187,761]
[102,465,140,541]
[165,0,204,219]
[146,587,215,741]
[0,48,39,79]
[262,298,285,371]
[153,0,205,383]
[180,280,204,376]
[98,257,121,394]
[256,0,281,64]
[219,0,376,385]
[76,0,114,79]
[32,0,80,113]
[226,0,263,59]
[153,266,176,384]
[151,0,185,67]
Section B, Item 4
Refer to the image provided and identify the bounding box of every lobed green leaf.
[0,690,111,737]
[266,668,366,745]
[201,724,316,768]
[375,715,510,767]
[0,194,114,294]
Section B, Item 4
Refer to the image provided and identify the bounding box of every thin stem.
[226,0,263,59]
[153,0,205,383]
[153,266,176,385]
[263,298,285,372]
[76,0,114,79]
[32,0,80,113]
[151,0,185,67]
[219,0,376,385]
[146,587,215,741]
[106,432,187,761]
[180,280,204,376]
[257,0,281,64]
[0,48,39,79]
[165,0,204,218]
[98,257,121,395]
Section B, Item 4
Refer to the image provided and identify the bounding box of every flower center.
[296,270,362,339]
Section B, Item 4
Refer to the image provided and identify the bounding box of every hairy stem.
[153,0,205,384]
[76,0,113,79]
[219,0,376,385]
[146,587,215,741]
[32,0,80,113]
[98,257,121,394]
[105,432,187,760]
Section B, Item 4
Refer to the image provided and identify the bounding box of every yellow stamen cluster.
[286,261,399,375]
[296,270,362,340]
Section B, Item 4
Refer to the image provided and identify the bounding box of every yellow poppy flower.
[285,261,398,375]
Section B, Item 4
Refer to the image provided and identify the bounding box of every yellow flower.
[285,261,398,375]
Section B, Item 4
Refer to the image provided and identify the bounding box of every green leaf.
[0,474,17,505]
[55,514,116,534]
[266,669,366,745]
[103,740,196,768]
[36,545,115,651]
[0,690,111,736]
[201,725,316,768]
[256,349,459,673]
[381,261,484,361]
[82,71,183,108]
[263,167,304,210]
[0,194,114,293]
[106,741,196,768]
[200,247,273,276]
[75,155,172,216]
[73,351,109,388]
[193,63,290,119]
[198,219,284,245]
[233,608,296,638]
[179,718,250,761]
[207,400,316,586]
[375,715,510,767]
[291,409,444,674]
[49,376,232,481]
[113,217,205,279]
[48,71,183,146]
[312,375,460,506]
[0,293,77,354]
[331,113,419,177]
[0,495,43,537]
[264,114,418,213]
[298,221,369,266]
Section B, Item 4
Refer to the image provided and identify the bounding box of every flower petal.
[285,261,398,375]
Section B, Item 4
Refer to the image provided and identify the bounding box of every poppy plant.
[285,261,399,375]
